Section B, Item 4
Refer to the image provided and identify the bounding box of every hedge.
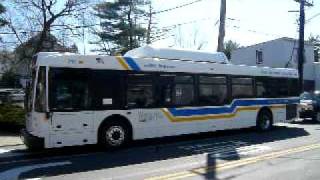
[0,103,25,126]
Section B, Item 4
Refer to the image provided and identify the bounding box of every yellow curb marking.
[146,143,320,180]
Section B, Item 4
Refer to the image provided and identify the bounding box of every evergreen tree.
[94,0,149,55]
[308,35,320,62]
[223,40,240,60]
[0,3,7,28]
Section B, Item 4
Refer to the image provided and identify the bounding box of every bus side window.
[49,68,90,111]
[90,70,123,109]
[199,76,227,106]
[232,77,254,98]
[127,73,154,108]
[257,78,290,98]
[174,75,195,106]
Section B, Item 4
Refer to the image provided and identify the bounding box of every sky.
[145,0,320,52]
[1,0,319,54]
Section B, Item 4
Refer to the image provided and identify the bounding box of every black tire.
[256,109,273,132]
[98,121,130,150]
[312,112,320,123]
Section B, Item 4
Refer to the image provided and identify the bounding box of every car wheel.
[314,112,320,123]
[257,110,273,131]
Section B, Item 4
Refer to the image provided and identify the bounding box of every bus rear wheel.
[256,110,273,131]
[98,122,130,149]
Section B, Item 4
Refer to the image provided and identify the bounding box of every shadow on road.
[4,125,309,180]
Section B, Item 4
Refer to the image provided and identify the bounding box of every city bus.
[22,47,299,149]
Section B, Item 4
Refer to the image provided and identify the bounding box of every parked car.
[299,91,320,122]
[0,88,25,103]
[9,89,25,102]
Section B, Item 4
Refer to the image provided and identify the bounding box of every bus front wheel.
[98,121,130,149]
[256,109,273,132]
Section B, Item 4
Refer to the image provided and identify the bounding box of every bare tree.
[11,0,88,54]
[174,26,207,50]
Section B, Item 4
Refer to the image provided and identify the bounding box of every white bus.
[22,47,299,150]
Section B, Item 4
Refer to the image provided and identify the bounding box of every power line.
[306,12,320,23]
[152,0,205,15]
[227,25,285,38]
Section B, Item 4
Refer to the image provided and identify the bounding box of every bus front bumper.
[21,129,44,150]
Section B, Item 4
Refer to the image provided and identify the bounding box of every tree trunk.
[128,2,133,50]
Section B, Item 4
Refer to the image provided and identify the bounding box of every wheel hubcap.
[106,126,125,146]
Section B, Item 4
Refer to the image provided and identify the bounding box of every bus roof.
[35,52,298,78]
[124,45,230,64]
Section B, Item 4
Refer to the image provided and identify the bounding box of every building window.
[256,50,263,64]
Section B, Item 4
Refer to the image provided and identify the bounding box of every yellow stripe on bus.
[116,56,130,70]
[162,105,286,123]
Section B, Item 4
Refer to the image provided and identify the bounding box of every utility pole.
[295,0,313,93]
[217,0,226,52]
[82,12,86,55]
[146,4,152,44]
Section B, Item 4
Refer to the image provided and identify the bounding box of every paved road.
[0,120,320,180]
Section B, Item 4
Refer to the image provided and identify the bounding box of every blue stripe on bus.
[168,98,299,117]
[124,57,141,71]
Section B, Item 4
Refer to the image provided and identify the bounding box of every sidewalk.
[0,131,22,147]
[0,124,23,147]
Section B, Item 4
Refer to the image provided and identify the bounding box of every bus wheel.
[99,122,129,149]
[256,110,273,131]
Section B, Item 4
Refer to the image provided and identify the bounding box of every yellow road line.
[146,143,320,180]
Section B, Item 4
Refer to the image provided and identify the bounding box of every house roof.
[235,37,314,51]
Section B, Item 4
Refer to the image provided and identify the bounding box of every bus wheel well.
[98,115,133,141]
[257,107,273,122]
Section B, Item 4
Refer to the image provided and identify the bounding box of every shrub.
[0,103,25,126]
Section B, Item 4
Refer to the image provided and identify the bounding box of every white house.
[231,37,316,91]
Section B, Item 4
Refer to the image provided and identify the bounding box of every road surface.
[0,120,319,180]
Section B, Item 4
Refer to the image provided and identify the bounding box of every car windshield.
[300,92,313,100]
[313,93,320,101]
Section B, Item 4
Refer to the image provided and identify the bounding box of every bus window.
[256,80,266,98]
[127,74,154,108]
[199,76,227,106]
[288,79,299,96]
[156,74,175,106]
[49,68,90,111]
[232,77,254,98]
[174,75,194,106]
[257,78,290,98]
[35,66,46,112]
[90,70,124,109]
